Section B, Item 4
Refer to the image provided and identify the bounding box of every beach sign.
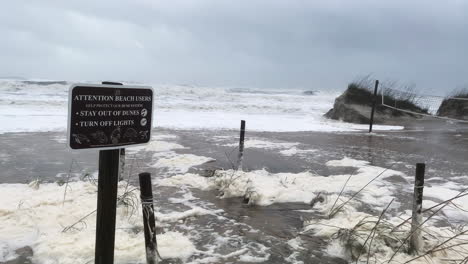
[67,82,154,263]
[67,83,153,150]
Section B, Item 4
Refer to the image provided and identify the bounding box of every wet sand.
[1,119,468,263]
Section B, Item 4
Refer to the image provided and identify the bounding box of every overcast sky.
[1,0,467,92]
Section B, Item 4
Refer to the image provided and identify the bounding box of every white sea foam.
[152,154,214,174]
[224,139,299,149]
[0,174,271,263]
[0,181,197,263]
[279,147,317,156]
[129,139,185,153]
[156,207,223,222]
[159,154,468,263]
[1,131,466,263]
[160,173,216,190]
[222,138,318,157]
[160,157,404,207]
[423,183,468,221]
[0,79,403,133]
[306,208,468,264]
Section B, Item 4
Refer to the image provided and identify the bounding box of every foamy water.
[2,129,468,263]
[0,79,402,133]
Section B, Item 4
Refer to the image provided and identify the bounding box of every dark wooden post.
[139,172,158,264]
[94,81,124,264]
[409,163,425,254]
[95,149,120,264]
[369,80,379,133]
[236,120,246,171]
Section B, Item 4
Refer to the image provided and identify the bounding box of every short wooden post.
[409,163,425,254]
[139,172,158,264]
[369,80,379,133]
[236,120,246,171]
[95,149,120,264]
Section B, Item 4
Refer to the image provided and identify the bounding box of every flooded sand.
[1,120,468,263]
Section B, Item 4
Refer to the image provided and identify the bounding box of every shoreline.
[1,125,467,184]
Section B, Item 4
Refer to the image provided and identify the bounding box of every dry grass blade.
[62,159,75,206]
[365,199,394,264]
[448,201,468,213]
[387,198,453,263]
[354,199,394,263]
[329,165,394,218]
[62,210,96,233]
[391,190,468,233]
[460,256,468,264]
[118,187,140,218]
[122,153,139,195]
[329,171,357,218]
[224,146,239,170]
[403,230,468,263]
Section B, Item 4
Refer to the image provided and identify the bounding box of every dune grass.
[450,88,468,99]
[346,76,429,115]
[437,88,468,118]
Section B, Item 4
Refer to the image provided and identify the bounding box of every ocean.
[0,79,402,134]
[1,79,468,263]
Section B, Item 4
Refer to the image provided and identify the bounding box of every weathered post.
[409,163,425,254]
[94,81,125,264]
[95,149,120,264]
[236,120,246,171]
[139,172,158,264]
[369,80,379,133]
[68,81,153,264]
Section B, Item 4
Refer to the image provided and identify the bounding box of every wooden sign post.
[67,83,153,264]
[95,148,120,264]
[369,80,379,133]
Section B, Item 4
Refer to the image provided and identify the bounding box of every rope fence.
[380,86,468,124]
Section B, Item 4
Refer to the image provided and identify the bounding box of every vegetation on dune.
[450,88,468,98]
[346,76,429,115]
[437,88,468,120]
[325,75,430,124]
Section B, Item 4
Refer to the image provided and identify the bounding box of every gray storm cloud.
[0,0,467,92]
